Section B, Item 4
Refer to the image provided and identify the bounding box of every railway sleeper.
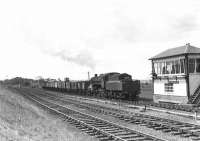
[99,137,114,141]
[73,121,82,125]
[125,138,148,141]
[130,117,141,121]
[75,122,87,126]
[139,123,148,126]
[118,116,126,120]
[80,120,95,123]
[96,126,111,129]
[94,121,107,124]
[103,128,121,132]
[68,120,77,124]
[190,131,200,137]
[99,134,114,140]
[171,124,186,128]
[180,133,197,138]
[95,134,108,139]
[191,136,200,140]
[109,112,117,116]
[115,132,134,136]
[149,122,161,126]
[76,125,87,129]
[148,124,161,129]
[112,113,121,116]
[88,132,99,136]
[104,126,119,130]
[133,137,153,141]
[142,120,152,124]
[171,131,186,136]
[131,121,142,125]
[182,127,200,131]
[123,118,132,122]
[71,123,80,127]
[69,120,79,125]
[73,123,82,127]
[83,121,96,124]
[85,129,97,134]
[154,126,168,130]
[80,128,91,132]
[178,126,195,131]
[100,127,116,130]
[146,124,156,128]
[84,127,94,131]
[121,134,141,139]
[162,128,172,133]
[129,119,141,123]
[189,128,200,133]
[92,122,106,125]
[137,119,148,124]
[95,124,110,128]
[107,130,125,134]
[178,128,194,134]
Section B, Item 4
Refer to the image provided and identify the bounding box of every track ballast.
[15,88,165,141]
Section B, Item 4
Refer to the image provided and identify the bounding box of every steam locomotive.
[43,72,140,100]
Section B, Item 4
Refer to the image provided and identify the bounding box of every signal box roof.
[150,43,200,60]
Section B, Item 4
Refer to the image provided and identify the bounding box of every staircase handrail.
[191,85,200,104]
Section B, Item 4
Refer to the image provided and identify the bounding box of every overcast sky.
[0,0,200,80]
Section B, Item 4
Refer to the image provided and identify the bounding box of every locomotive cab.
[105,73,140,100]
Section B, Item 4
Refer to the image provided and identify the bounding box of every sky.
[0,0,200,80]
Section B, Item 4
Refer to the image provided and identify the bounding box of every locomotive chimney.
[186,43,190,46]
[88,72,90,80]
[95,74,98,77]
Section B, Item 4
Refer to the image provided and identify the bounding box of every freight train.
[43,72,140,100]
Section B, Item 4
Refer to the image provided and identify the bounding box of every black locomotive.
[89,72,140,100]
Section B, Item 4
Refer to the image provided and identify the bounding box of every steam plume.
[51,49,95,69]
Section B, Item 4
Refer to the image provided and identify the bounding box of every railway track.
[43,87,197,113]
[14,88,165,141]
[46,97,200,140]
[13,88,200,140]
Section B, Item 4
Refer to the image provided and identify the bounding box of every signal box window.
[175,60,180,74]
[154,59,185,75]
[180,59,185,73]
[196,59,200,73]
[189,59,195,73]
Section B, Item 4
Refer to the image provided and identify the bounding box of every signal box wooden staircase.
[188,86,200,105]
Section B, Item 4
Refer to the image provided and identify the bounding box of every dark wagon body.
[76,81,90,94]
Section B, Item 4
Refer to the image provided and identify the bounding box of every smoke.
[20,23,96,70]
[49,49,96,70]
